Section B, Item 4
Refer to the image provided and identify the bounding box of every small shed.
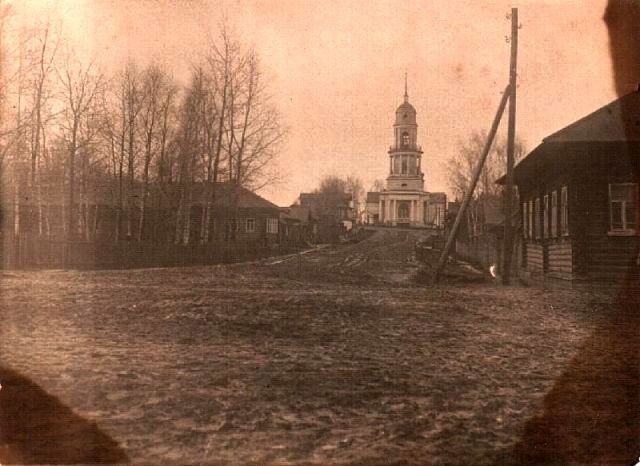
[503,90,640,283]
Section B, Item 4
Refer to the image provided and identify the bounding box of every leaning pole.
[432,85,511,284]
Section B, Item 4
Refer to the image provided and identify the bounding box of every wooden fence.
[1,233,280,270]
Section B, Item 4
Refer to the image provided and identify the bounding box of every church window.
[398,202,410,219]
[402,132,410,147]
[394,157,401,174]
[401,156,407,174]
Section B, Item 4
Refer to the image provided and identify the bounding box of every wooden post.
[502,7,518,285]
[432,85,510,284]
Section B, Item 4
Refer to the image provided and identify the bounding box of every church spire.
[404,71,408,103]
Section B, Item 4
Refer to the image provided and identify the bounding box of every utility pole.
[432,86,510,284]
[502,7,518,285]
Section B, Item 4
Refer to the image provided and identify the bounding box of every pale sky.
[11,0,617,206]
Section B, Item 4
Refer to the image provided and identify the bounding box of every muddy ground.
[0,230,627,464]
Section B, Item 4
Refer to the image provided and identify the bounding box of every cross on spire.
[404,71,408,103]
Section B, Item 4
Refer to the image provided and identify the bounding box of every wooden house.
[279,205,317,246]
[299,192,354,243]
[157,182,282,246]
[505,90,640,283]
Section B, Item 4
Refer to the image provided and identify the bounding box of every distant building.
[365,78,446,228]
[279,205,317,245]
[365,192,381,224]
[298,191,354,242]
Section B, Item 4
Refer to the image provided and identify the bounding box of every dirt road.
[0,230,611,463]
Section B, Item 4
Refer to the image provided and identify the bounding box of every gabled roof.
[152,182,279,210]
[428,192,447,203]
[366,192,381,203]
[497,90,640,185]
[283,205,314,222]
[544,90,640,143]
[214,183,280,209]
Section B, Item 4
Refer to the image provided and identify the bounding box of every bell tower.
[387,74,424,191]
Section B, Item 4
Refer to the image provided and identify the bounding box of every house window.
[560,186,569,236]
[523,201,528,239]
[534,198,541,239]
[267,218,278,234]
[528,200,533,239]
[543,195,549,239]
[246,218,255,233]
[551,191,558,237]
[609,183,638,233]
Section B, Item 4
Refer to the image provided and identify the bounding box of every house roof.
[428,192,447,203]
[497,90,640,185]
[214,183,280,209]
[300,192,352,204]
[544,90,640,143]
[283,205,314,222]
[366,192,381,203]
[8,181,280,211]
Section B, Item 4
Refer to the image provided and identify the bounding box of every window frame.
[523,201,528,239]
[551,190,558,238]
[401,131,410,148]
[543,194,549,239]
[608,182,638,235]
[560,186,569,236]
[528,199,533,239]
[245,217,256,233]
[266,218,279,234]
[534,197,541,240]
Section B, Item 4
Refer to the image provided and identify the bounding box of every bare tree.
[446,131,526,240]
[137,63,174,242]
[122,62,145,239]
[370,179,386,192]
[152,70,177,243]
[56,52,104,240]
[108,74,128,243]
[25,21,59,236]
[174,73,202,245]
[345,175,364,215]
[219,37,285,241]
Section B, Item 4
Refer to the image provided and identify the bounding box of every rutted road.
[0,230,606,463]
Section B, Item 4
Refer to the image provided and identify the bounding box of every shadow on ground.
[0,365,128,464]
[503,283,640,465]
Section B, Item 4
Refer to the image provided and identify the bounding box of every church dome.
[395,100,417,125]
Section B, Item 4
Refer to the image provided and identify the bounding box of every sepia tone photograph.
[0,0,639,463]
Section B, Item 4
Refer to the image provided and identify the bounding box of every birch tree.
[56,53,104,239]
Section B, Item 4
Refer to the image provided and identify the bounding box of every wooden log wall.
[548,241,573,275]
[526,241,544,273]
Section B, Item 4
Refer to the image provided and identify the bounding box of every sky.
[9,0,618,206]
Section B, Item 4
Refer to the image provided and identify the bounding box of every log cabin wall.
[517,147,576,280]
[526,242,544,273]
[548,241,573,275]
[579,143,640,282]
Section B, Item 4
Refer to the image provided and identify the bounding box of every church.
[365,80,447,228]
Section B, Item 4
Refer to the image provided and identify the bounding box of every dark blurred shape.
[0,366,128,464]
[604,0,640,96]
[507,3,640,463]
[510,303,640,464]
